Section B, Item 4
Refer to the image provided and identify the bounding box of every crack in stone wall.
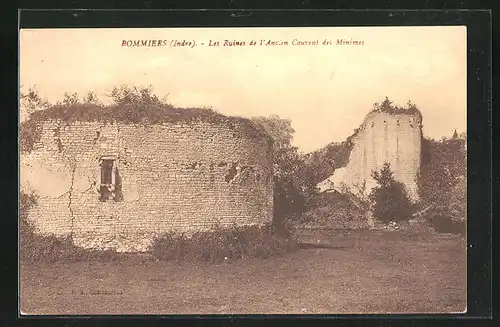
[68,163,76,239]
[20,120,274,252]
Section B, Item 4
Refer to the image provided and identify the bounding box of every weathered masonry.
[20,107,274,252]
[319,107,423,201]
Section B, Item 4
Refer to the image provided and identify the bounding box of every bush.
[369,163,414,223]
[300,192,369,230]
[423,178,466,235]
[20,228,124,263]
[20,190,295,263]
[150,224,297,264]
[20,233,123,263]
[429,216,465,235]
[423,205,466,235]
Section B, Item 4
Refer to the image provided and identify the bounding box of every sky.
[19,26,467,153]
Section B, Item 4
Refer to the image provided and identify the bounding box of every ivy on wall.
[20,102,271,154]
[370,97,423,123]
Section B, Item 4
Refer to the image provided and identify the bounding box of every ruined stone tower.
[319,106,423,202]
[20,104,274,252]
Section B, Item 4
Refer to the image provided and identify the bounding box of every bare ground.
[20,230,466,315]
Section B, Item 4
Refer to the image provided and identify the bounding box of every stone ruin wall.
[325,111,422,201]
[20,120,274,252]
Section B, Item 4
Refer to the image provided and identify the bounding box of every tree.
[61,92,80,106]
[107,85,164,107]
[416,136,466,232]
[369,163,413,223]
[251,115,317,225]
[83,91,103,106]
[20,85,51,118]
[417,137,466,210]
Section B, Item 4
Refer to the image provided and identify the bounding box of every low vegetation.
[150,224,298,264]
[300,192,368,230]
[20,233,123,263]
[21,229,466,315]
[20,191,296,264]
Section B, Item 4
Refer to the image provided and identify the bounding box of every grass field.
[20,230,466,315]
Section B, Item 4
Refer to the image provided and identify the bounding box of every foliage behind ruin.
[251,115,318,224]
[303,134,356,185]
[416,134,466,234]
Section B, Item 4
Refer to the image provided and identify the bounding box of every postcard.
[19,26,467,315]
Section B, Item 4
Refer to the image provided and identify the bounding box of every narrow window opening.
[99,157,117,202]
[101,159,114,184]
[93,131,100,144]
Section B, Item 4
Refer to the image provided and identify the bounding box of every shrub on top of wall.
[20,101,271,154]
[150,224,298,264]
[370,97,423,122]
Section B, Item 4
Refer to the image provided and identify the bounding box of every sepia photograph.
[19,26,467,315]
